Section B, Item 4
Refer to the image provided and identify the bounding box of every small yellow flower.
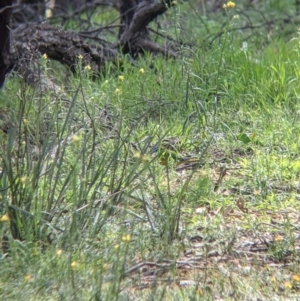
[133,152,142,159]
[78,54,83,60]
[284,281,292,289]
[118,75,124,81]
[71,135,81,143]
[233,14,239,20]
[25,275,32,281]
[141,155,149,162]
[227,1,235,8]
[0,214,9,222]
[42,53,48,59]
[139,68,145,74]
[102,263,108,270]
[134,152,148,162]
[71,261,79,268]
[114,244,119,249]
[56,249,63,256]
[85,64,91,71]
[223,1,235,9]
[45,8,53,19]
[292,274,300,282]
[115,88,121,95]
[122,234,131,242]
[274,234,282,242]
[20,176,27,184]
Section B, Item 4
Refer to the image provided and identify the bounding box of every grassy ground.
[1,1,300,300]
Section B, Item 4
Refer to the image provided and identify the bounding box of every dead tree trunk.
[5,0,177,89]
[116,0,176,57]
[0,0,13,88]
[11,22,117,91]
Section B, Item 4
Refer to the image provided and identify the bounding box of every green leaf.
[237,133,251,144]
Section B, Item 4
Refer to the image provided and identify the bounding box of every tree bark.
[9,22,118,92]
[117,0,176,56]
[0,0,13,88]
[5,0,177,89]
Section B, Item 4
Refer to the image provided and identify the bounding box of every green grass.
[1,1,300,300]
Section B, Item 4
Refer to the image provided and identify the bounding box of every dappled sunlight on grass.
[2,1,300,300]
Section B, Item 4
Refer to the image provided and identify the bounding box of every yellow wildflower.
[71,261,79,268]
[102,263,108,270]
[292,274,300,282]
[141,155,149,162]
[85,64,91,71]
[139,68,145,74]
[115,88,121,95]
[274,234,282,242]
[118,75,124,81]
[20,176,27,183]
[0,214,9,222]
[71,135,81,143]
[284,281,292,289]
[227,1,235,8]
[133,152,142,159]
[45,8,53,19]
[78,54,83,60]
[42,53,48,59]
[133,152,149,162]
[25,275,32,281]
[56,249,63,256]
[223,1,235,9]
[122,234,131,242]
[114,244,119,249]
